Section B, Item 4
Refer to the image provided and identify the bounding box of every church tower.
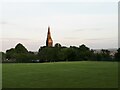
[46,26,53,47]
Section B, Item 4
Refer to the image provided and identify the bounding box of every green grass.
[2,61,118,88]
[0,64,2,89]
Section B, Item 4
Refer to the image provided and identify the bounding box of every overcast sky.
[0,0,118,52]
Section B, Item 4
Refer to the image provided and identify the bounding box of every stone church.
[46,26,53,47]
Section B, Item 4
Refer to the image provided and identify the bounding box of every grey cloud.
[0,21,17,26]
[64,37,81,39]
[1,38,30,41]
[1,38,44,43]
[73,28,103,32]
[85,38,116,41]
[0,21,7,24]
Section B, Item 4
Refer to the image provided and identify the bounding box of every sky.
[0,0,118,52]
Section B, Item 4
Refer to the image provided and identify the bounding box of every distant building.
[46,26,53,47]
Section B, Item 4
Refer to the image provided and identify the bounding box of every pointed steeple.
[46,26,53,47]
[48,26,50,34]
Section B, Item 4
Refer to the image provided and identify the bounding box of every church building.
[46,26,53,47]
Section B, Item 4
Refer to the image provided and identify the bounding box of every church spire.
[48,26,51,35]
[46,26,53,47]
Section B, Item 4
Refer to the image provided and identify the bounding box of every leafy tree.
[6,43,30,62]
[0,52,6,62]
[58,47,69,61]
[55,43,61,48]
[101,49,111,61]
[68,46,79,61]
[78,44,93,61]
[14,53,37,63]
[15,43,28,53]
[38,47,57,62]
[94,53,102,61]
[5,43,116,63]
[79,44,90,51]
[2,52,6,62]
[115,48,120,61]
[6,48,16,60]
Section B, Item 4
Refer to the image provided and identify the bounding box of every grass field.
[0,64,2,89]
[2,61,118,88]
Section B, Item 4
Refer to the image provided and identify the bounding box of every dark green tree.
[6,43,30,62]
[6,48,16,60]
[15,43,28,53]
[115,48,120,61]
[58,47,69,61]
[0,52,6,62]
[78,44,93,61]
[38,47,57,62]
[101,49,111,61]
[55,43,61,48]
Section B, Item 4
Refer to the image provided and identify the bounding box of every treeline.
[1,43,120,63]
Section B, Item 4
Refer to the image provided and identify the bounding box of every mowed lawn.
[2,61,118,88]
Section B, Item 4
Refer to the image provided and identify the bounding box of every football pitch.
[2,61,118,88]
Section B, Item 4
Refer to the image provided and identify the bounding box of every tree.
[68,46,79,61]
[79,44,90,51]
[78,44,93,61]
[38,47,57,62]
[101,49,111,61]
[5,43,116,63]
[115,48,120,61]
[0,52,6,62]
[6,43,30,62]
[15,43,28,53]
[2,52,6,62]
[58,47,69,61]
[55,43,61,48]
[6,48,16,60]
